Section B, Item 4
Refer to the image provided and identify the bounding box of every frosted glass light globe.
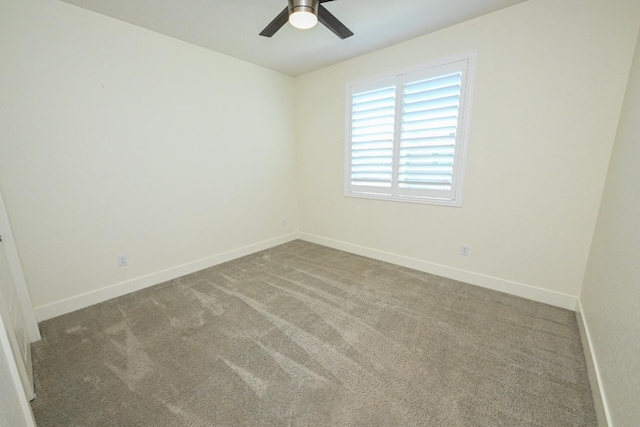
[289,11,318,29]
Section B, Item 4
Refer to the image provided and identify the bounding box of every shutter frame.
[345,52,475,206]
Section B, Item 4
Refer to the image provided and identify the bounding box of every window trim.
[344,51,477,207]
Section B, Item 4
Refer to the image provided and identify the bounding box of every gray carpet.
[30,240,596,426]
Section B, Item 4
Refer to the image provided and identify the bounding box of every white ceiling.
[59,0,527,76]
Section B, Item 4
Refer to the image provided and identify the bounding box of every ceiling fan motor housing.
[288,0,319,16]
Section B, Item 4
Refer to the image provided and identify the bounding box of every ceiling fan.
[260,0,354,39]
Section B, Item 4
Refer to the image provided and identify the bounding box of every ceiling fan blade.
[259,7,289,37]
[318,4,353,39]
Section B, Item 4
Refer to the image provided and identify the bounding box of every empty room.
[1,0,639,425]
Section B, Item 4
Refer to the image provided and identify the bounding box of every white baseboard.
[299,233,577,310]
[34,233,300,321]
[35,231,577,319]
[575,300,611,427]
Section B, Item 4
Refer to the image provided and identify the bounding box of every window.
[345,52,475,206]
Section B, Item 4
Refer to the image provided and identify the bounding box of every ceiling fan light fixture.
[288,0,319,30]
[260,0,353,39]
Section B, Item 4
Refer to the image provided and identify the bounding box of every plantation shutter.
[349,83,396,190]
[397,71,462,199]
[346,56,472,205]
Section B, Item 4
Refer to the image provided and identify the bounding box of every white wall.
[0,0,298,319]
[295,0,640,308]
[579,29,640,427]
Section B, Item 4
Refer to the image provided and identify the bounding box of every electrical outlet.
[117,255,128,267]
[460,245,470,256]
